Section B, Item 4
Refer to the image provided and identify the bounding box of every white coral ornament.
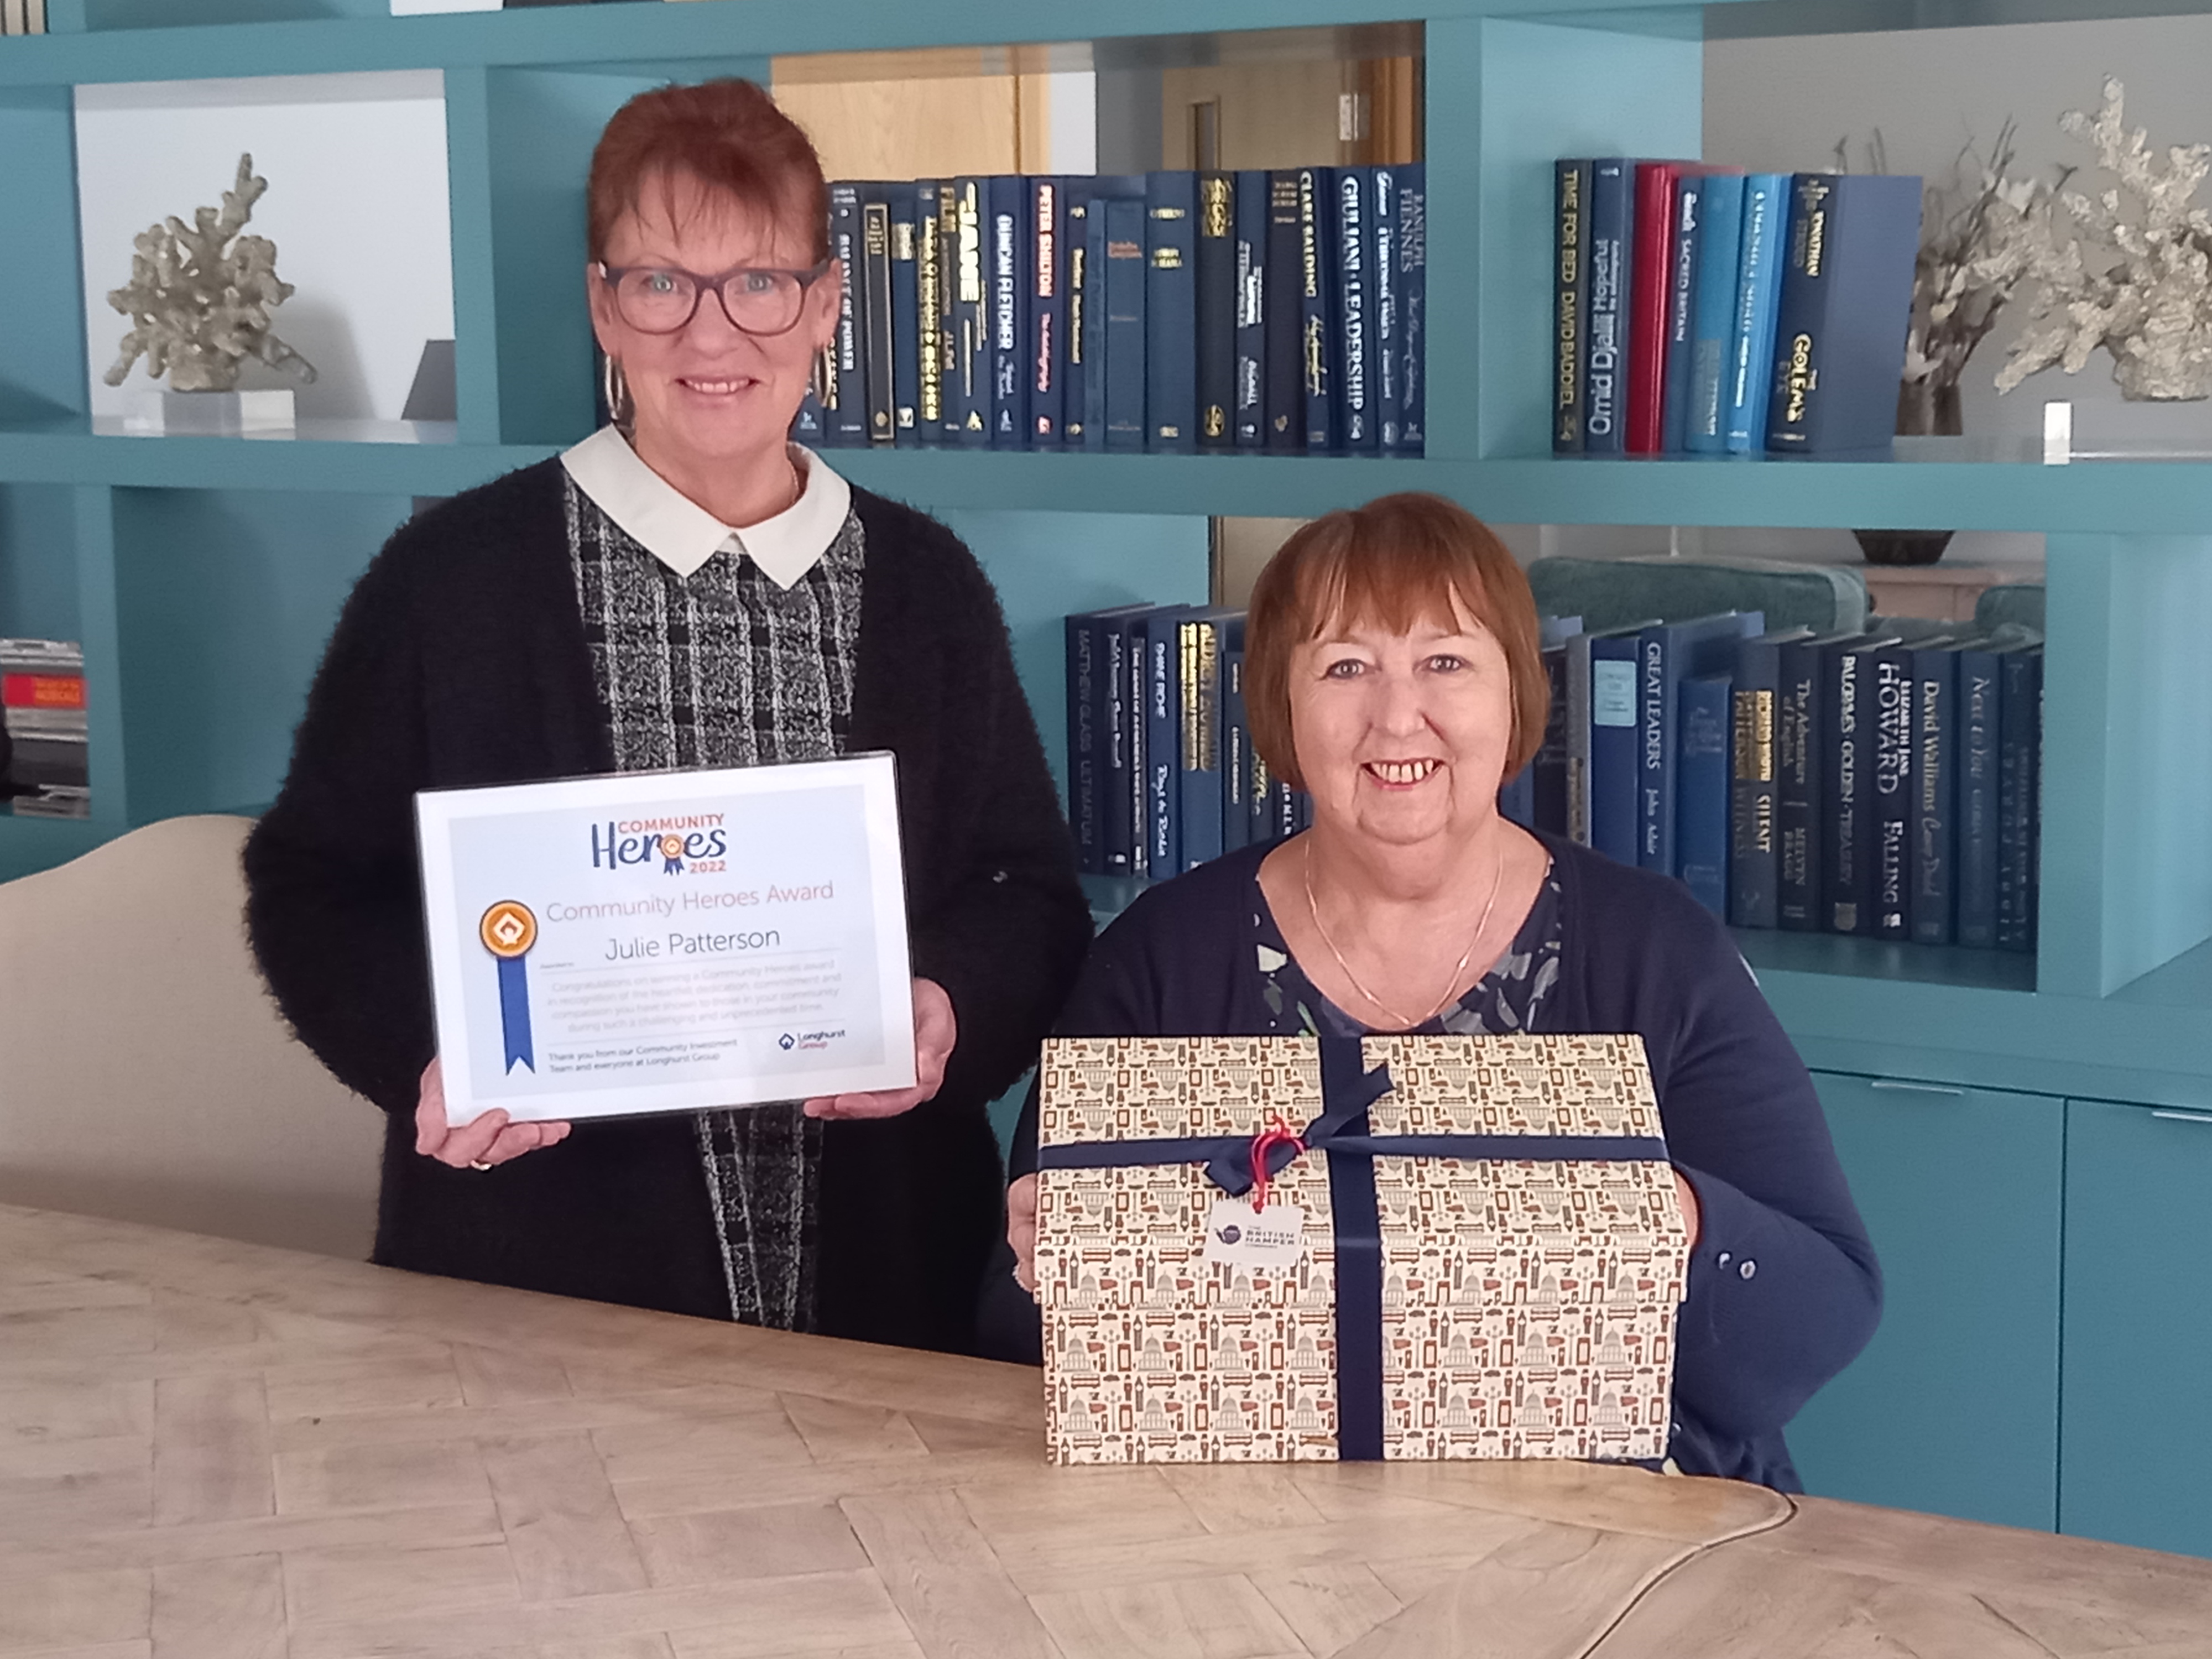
[1980,79,2212,401]
[102,153,318,394]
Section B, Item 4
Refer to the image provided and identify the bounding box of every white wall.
[1708,14,2212,442]
[76,70,453,424]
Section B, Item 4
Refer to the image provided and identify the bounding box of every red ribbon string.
[1247,1114,1306,1213]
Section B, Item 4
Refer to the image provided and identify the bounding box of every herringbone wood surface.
[2,1202,2207,1658]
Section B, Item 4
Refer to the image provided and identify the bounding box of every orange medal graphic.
[479,900,538,1071]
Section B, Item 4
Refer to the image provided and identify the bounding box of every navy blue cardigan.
[1007,834,1881,1491]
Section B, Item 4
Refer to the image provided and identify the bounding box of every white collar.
[559,426,852,588]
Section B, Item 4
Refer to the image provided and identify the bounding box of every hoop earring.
[601,354,634,432]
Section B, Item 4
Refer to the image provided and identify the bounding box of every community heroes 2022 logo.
[591,813,728,875]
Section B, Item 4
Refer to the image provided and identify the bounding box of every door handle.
[2151,1109,2212,1125]
[1867,1079,1966,1097]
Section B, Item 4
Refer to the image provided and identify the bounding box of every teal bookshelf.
[7,0,2212,1557]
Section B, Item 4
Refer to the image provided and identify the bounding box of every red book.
[2,672,84,710]
[1627,161,1684,454]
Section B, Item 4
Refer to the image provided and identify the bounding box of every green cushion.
[1526,556,1869,635]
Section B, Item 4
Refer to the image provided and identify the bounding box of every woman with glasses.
[243,80,1089,1354]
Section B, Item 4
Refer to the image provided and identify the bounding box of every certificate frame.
[416,754,915,1125]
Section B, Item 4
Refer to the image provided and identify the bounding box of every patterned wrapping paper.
[1035,1034,1691,1465]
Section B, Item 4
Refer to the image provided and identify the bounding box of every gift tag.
[1202,1197,1308,1271]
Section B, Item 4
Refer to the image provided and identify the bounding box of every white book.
[1,1,27,39]
[25,0,43,34]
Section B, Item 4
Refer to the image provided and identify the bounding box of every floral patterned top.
[1252,859,1565,1039]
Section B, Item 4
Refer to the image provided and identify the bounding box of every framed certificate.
[415,754,915,1125]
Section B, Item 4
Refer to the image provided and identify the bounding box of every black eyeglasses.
[597,258,833,337]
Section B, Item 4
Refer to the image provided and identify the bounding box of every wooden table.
[3,1202,2206,1659]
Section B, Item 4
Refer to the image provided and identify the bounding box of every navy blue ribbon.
[497,954,534,1072]
[1035,1030,1668,1460]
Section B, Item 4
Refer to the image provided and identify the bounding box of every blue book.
[1082,195,1110,450]
[1196,171,1237,449]
[1298,166,1340,452]
[1659,172,1708,453]
[914,180,946,448]
[1222,630,1250,854]
[1584,158,1634,455]
[859,187,896,446]
[1678,675,1734,917]
[1724,173,1788,454]
[946,178,989,447]
[1140,607,1189,876]
[1910,642,1959,945]
[1334,164,1377,451]
[826,180,866,447]
[1638,612,1765,877]
[1533,615,1583,835]
[1233,169,1268,447]
[1500,765,1536,828]
[1392,161,1426,456]
[1997,646,2043,953]
[1103,194,1149,452]
[1062,197,1089,448]
[988,175,1027,448]
[1065,612,1104,874]
[1146,170,1198,453]
[889,187,920,446]
[1589,627,1647,865]
[1824,633,1899,934]
[1371,165,1399,449]
[1683,175,1744,455]
[1027,176,1065,446]
[1767,173,1923,453]
[1176,608,1240,868]
[1265,170,1306,451]
[1776,628,1854,929]
[1867,641,1916,938]
[792,378,826,445]
[1955,641,2005,948]
[1728,627,1811,929]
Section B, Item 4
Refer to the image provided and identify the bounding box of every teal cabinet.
[2060,1099,2212,1559]
[1784,1072,2063,1531]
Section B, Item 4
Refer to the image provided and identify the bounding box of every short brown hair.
[1245,493,1548,790]
[587,80,829,265]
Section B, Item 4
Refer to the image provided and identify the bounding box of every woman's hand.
[1007,1172,1040,1294]
[414,1057,572,1169]
[803,977,957,1121]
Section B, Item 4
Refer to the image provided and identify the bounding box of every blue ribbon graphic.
[497,954,534,1072]
[1035,1030,1670,1461]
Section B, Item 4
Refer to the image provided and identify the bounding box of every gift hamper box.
[1034,1032,1691,1464]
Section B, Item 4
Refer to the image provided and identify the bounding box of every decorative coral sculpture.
[103,153,317,394]
[1979,79,2212,401]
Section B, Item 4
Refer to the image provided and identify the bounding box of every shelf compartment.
[1734,927,2035,995]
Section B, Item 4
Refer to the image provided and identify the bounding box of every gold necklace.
[1302,837,1507,1031]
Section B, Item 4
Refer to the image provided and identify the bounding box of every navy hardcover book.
[1659,172,1707,453]
[1029,176,1066,445]
[826,180,866,447]
[1222,634,1250,854]
[1176,608,1240,868]
[1373,165,1402,453]
[860,187,896,446]
[1867,641,1916,938]
[1100,603,1158,879]
[1729,627,1810,928]
[1776,629,1851,929]
[1393,162,1426,455]
[1637,612,1765,878]
[1997,646,2043,952]
[1265,171,1305,451]
[1298,166,1340,452]
[1955,641,2005,947]
[1910,641,1959,945]
[988,175,1027,447]
[1589,626,1647,865]
[1499,766,1536,828]
[1766,173,1923,453]
[1064,613,1102,874]
[1196,171,1237,450]
[914,180,945,448]
[1584,158,1633,456]
[1334,165,1377,452]
[1139,607,1190,877]
[1062,197,1089,448]
[1533,615,1583,836]
[1554,159,1592,453]
[1083,194,1112,450]
[1233,169,1268,447]
[947,178,989,447]
[889,187,920,446]
[1146,171,1199,453]
[1678,674,1734,917]
[1824,634,1899,934]
[1103,194,1149,452]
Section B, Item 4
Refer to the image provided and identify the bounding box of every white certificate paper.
[416,755,915,1125]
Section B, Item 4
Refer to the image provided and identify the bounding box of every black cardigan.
[245,460,1092,1353]
[1001,837,1881,1490]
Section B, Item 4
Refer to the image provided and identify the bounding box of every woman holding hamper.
[247,81,1088,1353]
[993,493,1879,1488]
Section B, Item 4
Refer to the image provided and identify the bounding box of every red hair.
[1245,494,1548,789]
[587,79,828,264]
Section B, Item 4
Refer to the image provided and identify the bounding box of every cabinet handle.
[1867,1079,1966,1096]
[2151,1109,2212,1125]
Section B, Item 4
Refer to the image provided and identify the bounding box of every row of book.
[2,638,90,820]
[1065,604,1312,880]
[1504,613,2042,951]
[1552,163,1922,457]
[801,166,1426,458]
